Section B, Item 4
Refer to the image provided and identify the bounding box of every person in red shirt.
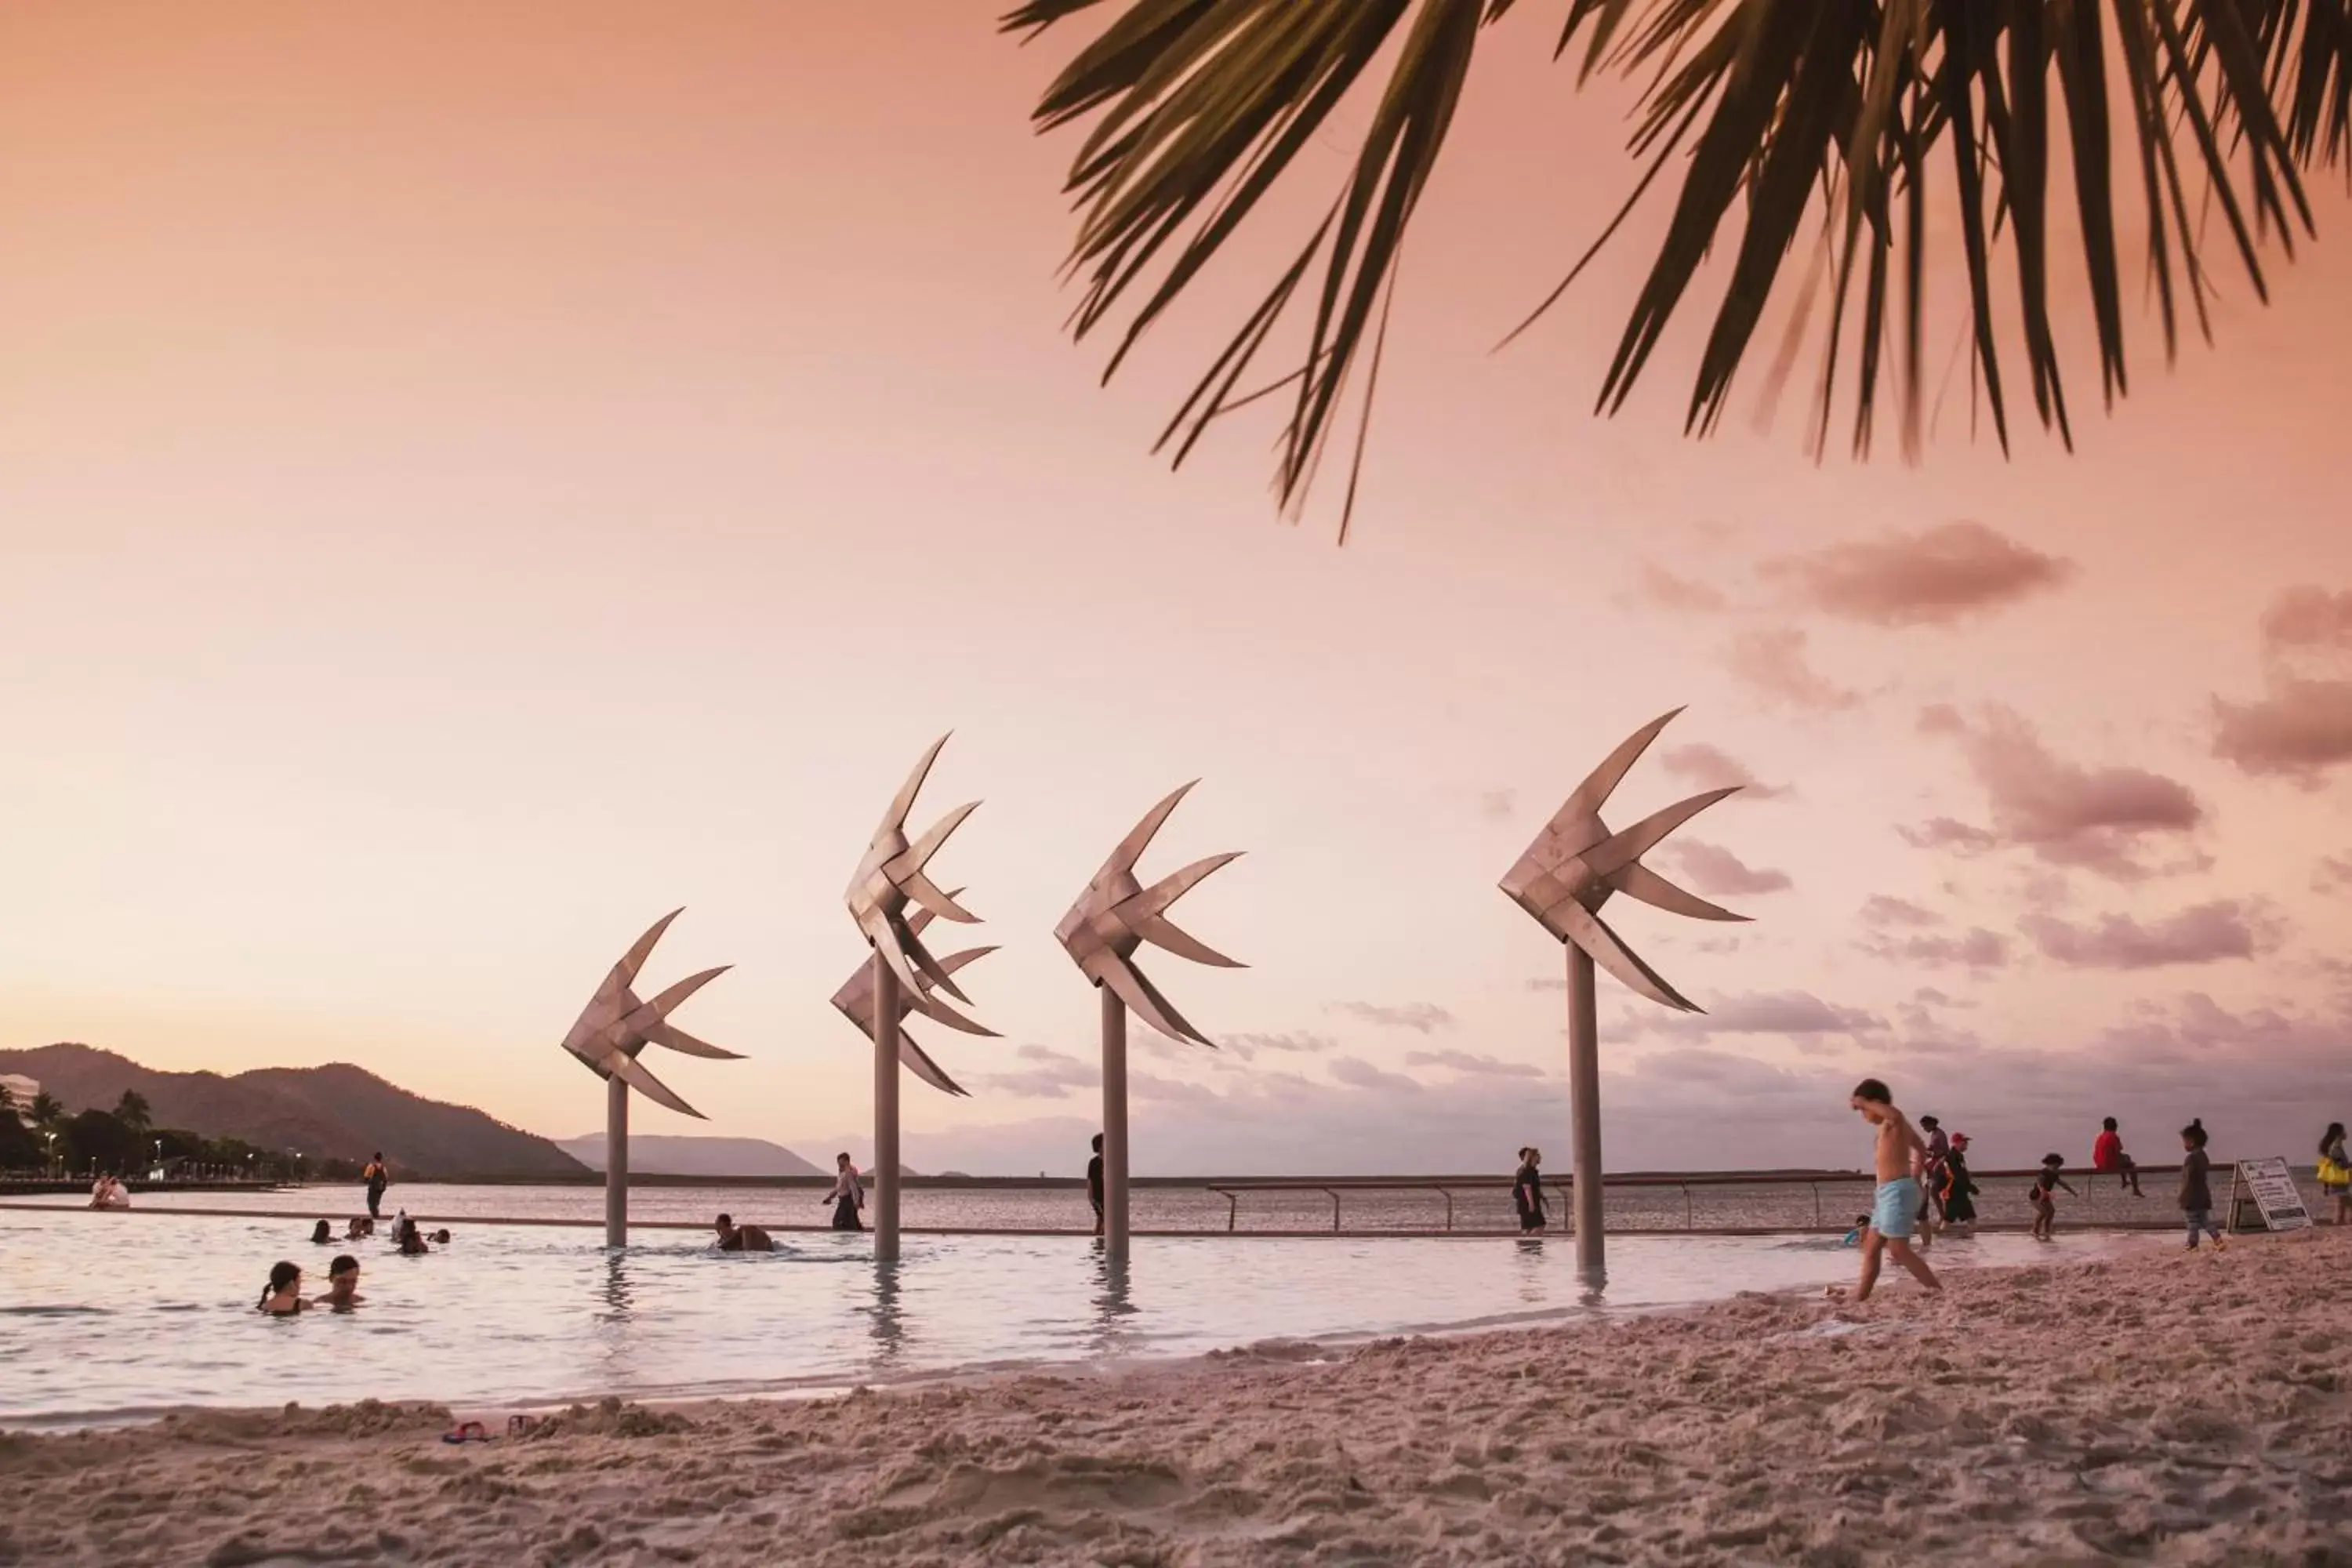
[2091,1116,2142,1196]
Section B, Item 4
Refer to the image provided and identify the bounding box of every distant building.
[0,1073,38,1122]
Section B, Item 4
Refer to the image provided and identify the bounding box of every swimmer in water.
[310,1220,334,1245]
[314,1255,365,1308]
[713,1214,775,1252]
[1841,1214,1870,1247]
[258,1261,308,1315]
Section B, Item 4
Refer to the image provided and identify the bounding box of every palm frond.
[1011,1,2350,529]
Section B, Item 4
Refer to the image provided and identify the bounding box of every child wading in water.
[2029,1154,2077,1240]
[2180,1119,2228,1251]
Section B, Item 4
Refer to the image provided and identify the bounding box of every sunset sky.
[4,2,2347,1175]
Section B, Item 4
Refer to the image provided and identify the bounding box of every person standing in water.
[1938,1134,1980,1233]
[2029,1153,2078,1241]
[1512,1147,1548,1234]
[1918,1116,1949,1222]
[361,1153,388,1220]
[826,1153,866,1232]
[1087,1134,1105,1237]
[1835,1079,1941,1302]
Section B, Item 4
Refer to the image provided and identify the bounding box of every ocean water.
[0,1199,2142,1427]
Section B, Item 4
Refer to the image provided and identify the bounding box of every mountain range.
[557,1133,827,1178]
[0,1044,585,1179]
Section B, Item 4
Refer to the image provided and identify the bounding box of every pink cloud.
[1907,703,2205,880]
[1762,521,2075,626]
[2314,854,2352,895]
[1327,1056,1424,1094]
[2211,677,2352,781]
[2262,586,2352,648]
[1632,561,1729,614]
[1725,628,1860,711]
[2211,587,2352,783]
[1403,1048,1547,1079]
[1858,895,1942,927]
[1327,1000,1454,1034]
[1870,927,2012,971]
[1629,989,1886,1039]
[1657,742,1792,801]
[2021,901,2270,970]
[1664,840,1791,896]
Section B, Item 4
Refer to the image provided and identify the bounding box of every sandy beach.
[3,1229,2344,1567]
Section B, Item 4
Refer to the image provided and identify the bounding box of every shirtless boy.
[1837,1078,1943,1302]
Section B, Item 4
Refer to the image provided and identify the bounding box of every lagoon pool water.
[0,1207,2141,1427]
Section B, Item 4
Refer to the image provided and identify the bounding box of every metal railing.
[0,1163,2256,1238]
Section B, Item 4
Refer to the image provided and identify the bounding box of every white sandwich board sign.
[2234,1157,2313,1232]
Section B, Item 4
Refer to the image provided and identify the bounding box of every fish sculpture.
[1054,780,1244,1046]
[1499,708,1747,1012]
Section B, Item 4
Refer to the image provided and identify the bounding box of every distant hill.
[0,1044,585,1180]
[559,1133,827,1178]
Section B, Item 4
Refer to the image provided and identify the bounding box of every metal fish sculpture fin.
[610,1052,705,1119]
[1611,862,1750,924]
[1581,787,1740,880]
[873,732,951,841]
[903,870,979,924]
[644,1022,745,1060]
[1558,709,1682,822]
[1136,913,1245,968]
[1552,900,1700,1013]
[899,1032,969,1097]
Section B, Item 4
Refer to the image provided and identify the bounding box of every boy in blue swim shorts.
[1834,1079,1944,1304]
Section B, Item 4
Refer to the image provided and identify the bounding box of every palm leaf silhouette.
[1007,0,2349,535]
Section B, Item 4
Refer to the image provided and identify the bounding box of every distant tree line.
[0,1083,358,1181]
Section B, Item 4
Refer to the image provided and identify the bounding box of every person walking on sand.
[1513,1147,1548,1234]
[826,1153,866,1232]
[2180,1120,2228,1251]
[1087,1134,1105,1237]
[361,1153,388,1220]
[2317,1122,2350,1227]
[2092,1117,2143,1196]
[1832,1079,1940,1302]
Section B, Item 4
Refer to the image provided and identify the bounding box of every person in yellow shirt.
[361,1153,388,1218]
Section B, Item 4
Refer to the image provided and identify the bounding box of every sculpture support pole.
[1566,944,1604,1287]
[872,953,902,1264]
[1101,985,1130,1261]
[605,1075,628,1250]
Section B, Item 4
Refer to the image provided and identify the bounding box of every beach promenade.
[4,1227,2340,1565]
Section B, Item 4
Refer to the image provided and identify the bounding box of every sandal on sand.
[441,1421,492,1445]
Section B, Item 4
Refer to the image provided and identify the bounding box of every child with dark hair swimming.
[257,1261,308,1316]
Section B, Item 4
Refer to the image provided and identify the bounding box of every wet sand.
[2,1229,2344,1566]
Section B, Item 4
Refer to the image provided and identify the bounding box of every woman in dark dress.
[1938,1134,1979,1230]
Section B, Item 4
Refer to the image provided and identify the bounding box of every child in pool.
[257,1261,308,1316]
[1841,1214,1870,1247]
[2030,1153,2077,1240]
